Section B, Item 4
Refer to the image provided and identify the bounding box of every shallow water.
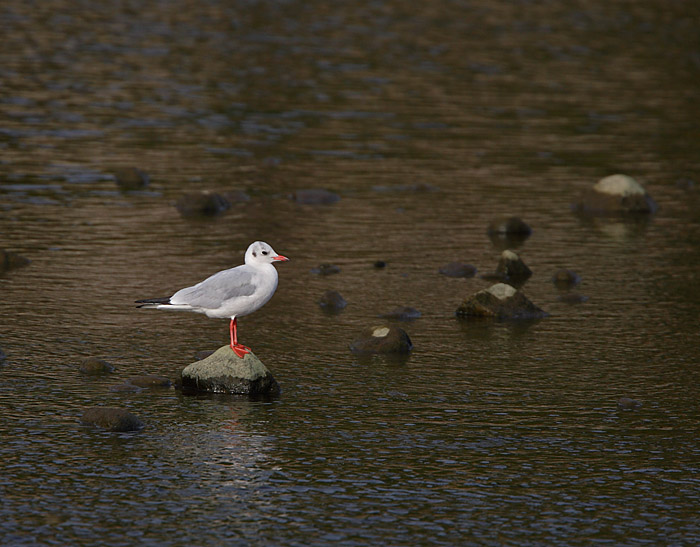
[2,0,700,545]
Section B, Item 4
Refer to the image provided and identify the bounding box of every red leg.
[229,317,251,358]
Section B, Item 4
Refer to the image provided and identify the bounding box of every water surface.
[2,0,700,544]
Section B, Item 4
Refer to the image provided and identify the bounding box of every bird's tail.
[135,297,171,308]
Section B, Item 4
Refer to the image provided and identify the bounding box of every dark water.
[2,0,700,544]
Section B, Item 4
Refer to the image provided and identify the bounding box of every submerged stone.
[573,174,658,215]
[552,268,581,288]
[291,188,340,205]
[557,293,589,304]
[128,375,171,388]
[221,189,251,204]
[311,263,341,275]
[350,325,413,354]
[371,182,439,193]
[487,216,532,236]
[378,306,421,321]
[0,249,30,273]
[114,167,149,190]
[456,283,547,320]
[78,357,115,375]
[675,177,696,190]
[618,397,643,410]
[181,345,280,396]
[109,383,143,393]
[81,407,144,432]
[176,191,231,217]
[439,262,477,278]
[318,290,347,312]
[487,216,532,248]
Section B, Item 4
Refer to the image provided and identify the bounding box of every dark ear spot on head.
[252,251,257,257]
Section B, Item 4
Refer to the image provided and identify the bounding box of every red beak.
[273,254,289,262]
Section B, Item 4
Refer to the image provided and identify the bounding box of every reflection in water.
[574,212,654,242]
[2,0,700,544]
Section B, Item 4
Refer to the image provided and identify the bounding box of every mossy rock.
[456,283,547,320]
[350,325,413,354]
[573,174,658,215]
[495,250,532,283]
[181,346,280,396]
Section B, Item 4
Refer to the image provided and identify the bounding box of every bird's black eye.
[262,250,268,255]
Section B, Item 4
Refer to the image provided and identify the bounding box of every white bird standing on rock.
[136,241,289,358]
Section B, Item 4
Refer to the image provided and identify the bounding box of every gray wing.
[170,266,256,309]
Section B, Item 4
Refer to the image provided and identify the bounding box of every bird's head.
[246,241,289,265]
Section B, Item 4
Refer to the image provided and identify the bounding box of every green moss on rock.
[181,346,280,396]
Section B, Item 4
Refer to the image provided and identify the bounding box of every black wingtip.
[135,297,171,306]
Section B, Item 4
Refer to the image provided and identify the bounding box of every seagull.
[136,241,289,357]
